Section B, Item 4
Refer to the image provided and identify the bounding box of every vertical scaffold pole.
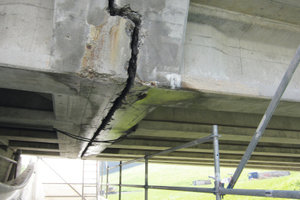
[100,161,104,196]
[106,165,109,199]
[82,160,84,200]
[119,161,122,200]
[145,152,149,200]
[213,125,221,200]
[96,161,99,200]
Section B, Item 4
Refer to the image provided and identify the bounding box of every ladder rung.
[82,161,98,199]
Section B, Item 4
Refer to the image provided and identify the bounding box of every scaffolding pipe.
[119,161,122,200]
[145,153,148,200]
[109,135,213,170]
[148,185,215,193]
[108,184,214,193]
[104,184,216,193]
[0,155,17,164]
[108,183,145,188]
[82,161,84,200]
[106,166,109,199]
[40,158,85,200]
[102,123,300,199]
[100,161,104,196]
[228,44,300,189]
[96,161,99,200]
[220,188,300,199]
[212,125,221,200]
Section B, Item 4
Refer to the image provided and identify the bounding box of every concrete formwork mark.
[80,0,142,157]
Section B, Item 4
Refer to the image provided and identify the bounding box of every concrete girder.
[94,87,300,168]
[8,141,59,151]
[21,150,60,157]
[0,67,80,96]
[95,156,300,171]
[144,106,300,131]
[0,137,60,145]
[0,127,64,144]
[134,121,300,145]
[184,3,300,101]
[190,0,300,26]
[101,149,300,165]
[0,107,55,126]
[109,138,300,157]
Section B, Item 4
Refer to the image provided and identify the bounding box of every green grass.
[105,164,300,200]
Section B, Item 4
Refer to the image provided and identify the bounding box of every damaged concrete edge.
[80,0,142,158]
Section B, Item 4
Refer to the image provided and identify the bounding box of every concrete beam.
[102,148,300,165]
[135,121,300,145]
[96,155,300,171]
[21,150,60,157]
[0,66,81,95]
[145,107,300,131]
[190,0,300,26]
[0,107,55,125]
[110,138,300,157]
[0,128,57,139]
[183,3,300,101]
[0,127,64,144]
[9,141,60,151]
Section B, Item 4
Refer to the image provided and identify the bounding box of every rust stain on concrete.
[80,23,106,79]
[79,18,127,79]
[109,23,121,67]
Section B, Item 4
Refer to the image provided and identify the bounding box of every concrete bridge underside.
[1,0,300,181]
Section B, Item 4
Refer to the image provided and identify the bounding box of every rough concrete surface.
[115,0,190,88]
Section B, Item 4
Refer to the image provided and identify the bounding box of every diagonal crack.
[81,0,142,157]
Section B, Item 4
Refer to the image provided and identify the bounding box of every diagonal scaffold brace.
[227,45,300,189]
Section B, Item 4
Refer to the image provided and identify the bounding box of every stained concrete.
[183,3,300,100]
[115,0,190,87]
[191,0,300,26]
[0,0,132,159]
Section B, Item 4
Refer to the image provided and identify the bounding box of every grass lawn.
[104,163,300,200]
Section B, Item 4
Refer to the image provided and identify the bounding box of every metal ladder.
[82,160,99,200]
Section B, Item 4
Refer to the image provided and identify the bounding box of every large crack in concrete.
[81,0,141,157]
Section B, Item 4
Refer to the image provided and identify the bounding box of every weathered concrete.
[89,0,300,170]
[0,0,54,70]
[183,3,300,100]
[0,0,132,159]
[116,0,190,87]
[191,0,300,26]
[0,0,300,172]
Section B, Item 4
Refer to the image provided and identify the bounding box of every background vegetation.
[104,163,300,200]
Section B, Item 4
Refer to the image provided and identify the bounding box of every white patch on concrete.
[166,73,181,89]
[149,106,157,113]
[150,67,157,80]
